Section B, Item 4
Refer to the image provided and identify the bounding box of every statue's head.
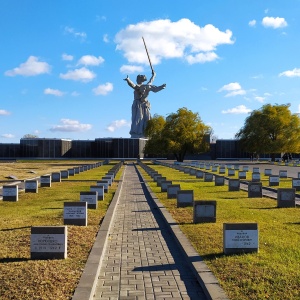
[136,74,147,84]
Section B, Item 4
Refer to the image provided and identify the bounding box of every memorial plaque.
[167,184,181,199]
[153,174,162,182]
[80,191,98,209]
[292,178,300,191]
[219,167,226,174]
[228,169,235,176]
[90,185,104,200]
[51,172,61,182]
[193,200,216,223]
[242,166,249,172]
[61,170,69,179]
[25,180,38,193]
[161,180,172,192]
[228,179,240,191]
[212,166,218,172]
[223,223,258,254]
[97,180,109,192]
[269,175,279,186]
[74,167,80,174]
[253,167,260,173]
[279,170,287,178]
[277,188,296,208]
[102,176,113,186]
[3,185,18,201]
[252,172,261,182]
[238,171,246,179]
[199,163,205,169]
[177,190,194,208]
[68,168,75,176]
[31,226,67,259]
[64,202,87,226]
[189,168,196,176]
[248,182,262,198]
[196,170,204,178]
[234,165,240,170]
[204,173,213,182]
[157,176,167,187]
[215,176,225,186]
[264,169,272,176]
[205,165,211,170]
[40,175,51,187]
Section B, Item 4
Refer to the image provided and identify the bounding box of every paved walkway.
[93,164,207,300]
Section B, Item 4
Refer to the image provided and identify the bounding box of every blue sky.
[1,0,300,143]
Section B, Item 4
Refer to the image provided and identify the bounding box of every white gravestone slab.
[223,223,258,254]
[31,226,67,259]
[90,186,104,200]
[64,202,87,226]
[3,185,18,201]
[80,191,98,209]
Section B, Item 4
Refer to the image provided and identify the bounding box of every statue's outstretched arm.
[151,83,166,93]
[147,71,156,85]
[123,75,136,89]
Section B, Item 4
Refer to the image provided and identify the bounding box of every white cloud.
[218,82,246,97]
[115,18,234,65]
[64,26,87,40]
[59,67,96,82]
[106,119,130,132]
[5,56,51,77]
[120,65,144,74]
[71,91,80,97]
[50,119,92,132]
[77,55,104,66]
[62,53,74,61]
[262,16,288,29]
[254,96,265,103]
[0,109,10,115]
[1,133,14,138]
[279,68,300,77]
[222,105,252,114]
[103,34,109,43]
[249,20,256,27]
[93,82,113,95]
[44,88,64,96]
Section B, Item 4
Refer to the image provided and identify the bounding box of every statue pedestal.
[94,138,147,159]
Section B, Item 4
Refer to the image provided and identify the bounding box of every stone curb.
[72,168,125,300]
[137,167,229,300]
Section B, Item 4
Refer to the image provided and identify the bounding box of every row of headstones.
[2,161,107,201]
[24,161,122,260]
[139,161,259,254]
[155,161,298,208]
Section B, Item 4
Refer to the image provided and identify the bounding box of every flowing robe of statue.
[124,72,166,138]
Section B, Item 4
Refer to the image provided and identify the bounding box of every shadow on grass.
[285,222,300,225]
[0,226,31,232]
[248,206,278,210]
[0,257,30,263]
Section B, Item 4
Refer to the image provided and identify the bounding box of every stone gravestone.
[228,169,235,177]
[219,166,226,174]
[269,175,279,186]
[223,223,258,254]
[74,167,80,174]
[64,202,87,226]
[80,191,98,209]
[157,176,167,187]
[25,180,38,193]
[60,170,69,179]
[68,168,75,176]
[196,170,204,178]
[193,200,216,223]
[177,190,194,208]
[242,166,249,172]
[292,178,300,191]
[189,168,197,176]
[3,185,18,201]
[264,169,272,176]
[252,172,261,182]
[90,185,104,200]
[228,179,240,191]
[167,184,181,199]
[248,182,262,198]
[31,226,67,259]
[51,172,61,183]
[279,170,287,178]
[40,175,51,187]
[277,188,296,208]
[215,176,225,186]
[253,167,260,173]
[212,166,218,172]
[161,180,172,192]
[204,173,213,182]
[238,171,246,180]
[97,180,109,193]
[102,176,113,186]
[234,165,240,171]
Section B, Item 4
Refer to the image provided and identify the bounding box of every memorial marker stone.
[31,226,67,259]
[277,188,296,208]
[177,190,194,208]
[90,185,104,200]
[51,172,61,183]
[215,175,225,186]
[61,170,69,179]
[292,178,300,191]
[238,171,246,180]
[252,172,261,182]
[167,184,181,199]
[3,185,18,201]
[204,173,213,182]
[193,200,216,223]
[80,191,98,209]
[40,175,51,187]
[64,202,87,226]
[269,175,279,186]
[279,170,287,178]
[25,180,38,193]
[228,179,240,191]
[196,170,204,178]
[223,223,258,254]
[248,182,262,198]
[161,180,172,192]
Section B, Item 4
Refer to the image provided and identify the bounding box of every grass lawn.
[0,160,122,300]
[139,162,300,300]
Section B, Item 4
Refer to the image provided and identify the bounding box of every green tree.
[235,103,300,160]
[144,107,211,161]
